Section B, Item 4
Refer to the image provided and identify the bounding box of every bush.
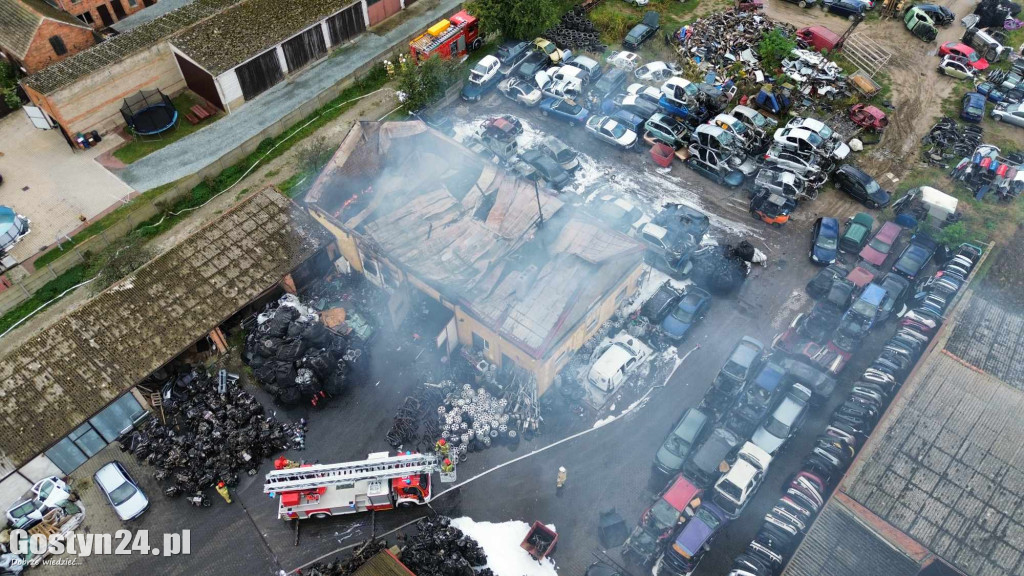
[396,54,465,111]
[758,28,797,73]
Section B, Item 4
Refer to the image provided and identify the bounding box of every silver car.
[751,384,812,455]
[991,102,1024,128]
[95,462,149,521]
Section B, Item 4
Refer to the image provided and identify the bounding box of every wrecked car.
[645,112,690,148]
[627,82,663,105]
[638,203,711,277]
[937,54,976,80]
[904,6,938,41]
[763,145,824,181]
[624,11,659,51]
[588,332,654,393]
[641,280,685,323]
[592,194,646,234]
[774,126,850,162]
[635,60,682,82]
[585,115,639,149]
[752,168,808,201]
[683,427,743,488]
[607,50,641,71]
[849,103,889,131]
[654,409,711,476]
[661,287,712,341]
[731,361,786,428]
[520,149,572,190]
[537,135,580,172]
[499,77,543,106]
[751,384,811,455]
[780,357,837,402]
[461,55,501,101]
[806,263,849,300]
[750,191,796,226]
[539,97,590,126]
[706,336,765,412]
[685,148,745,188]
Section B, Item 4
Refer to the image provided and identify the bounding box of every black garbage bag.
[274,363,296,388]
[302,348,335,381]
[302,322,333,348]
[276,338,306,362]
[732,240,756,262]
[266,306,299,337]
[256,337,280,358]
[691,246,748,295]
[277,386,302,405]
[324,369,346,395]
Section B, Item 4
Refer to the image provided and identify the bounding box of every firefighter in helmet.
[556,466,567,489]
[441,458,454,474]
[435,438,449,457]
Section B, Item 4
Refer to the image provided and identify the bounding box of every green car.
[904,7,937,42]
[840,212,874,253]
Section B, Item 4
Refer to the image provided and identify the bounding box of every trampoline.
[121,89,178,136]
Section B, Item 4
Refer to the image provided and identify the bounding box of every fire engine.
[263,451,456,520]
[409,10,481,61]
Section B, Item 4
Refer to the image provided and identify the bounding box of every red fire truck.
[409,10,481,61]
[264,451,456,520]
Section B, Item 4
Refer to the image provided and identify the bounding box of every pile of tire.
[544,5,606,52]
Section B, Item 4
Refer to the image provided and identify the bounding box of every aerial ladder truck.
[264,451,456,520]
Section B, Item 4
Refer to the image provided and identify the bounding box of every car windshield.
[718,480,743,500]
[722,359,746,380]
[852,298,876,317]
[109,481,137,506]
[868,237,891,253]
[967,104,984,115]
[764,416,790,437]
[665,433,692,457]
[816,124,833,139]
[731,121,747,135]
[10,501,37,517]
[864,179,880,194]
[541,43,555,54]
[694,507,721,530]
[748,113,766,127]
[966,50,979,63]
[557,101,580,114]
[650,499,680,527]
[816,233,837,251]
[682,83,698,97]
[672,303,696,323]
[37,481,54,500]
[608,123,627,138]
[806,132,823,146]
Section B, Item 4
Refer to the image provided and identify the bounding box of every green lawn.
[113,91,223,165]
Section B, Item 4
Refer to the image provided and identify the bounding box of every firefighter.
[441,458,454,474]
[435,438,449,457]
[215,482,232,504]
[556,466,567,490]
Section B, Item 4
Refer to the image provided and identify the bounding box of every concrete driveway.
[0,113,133,265]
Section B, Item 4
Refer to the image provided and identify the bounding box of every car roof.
[820,217,839,235]
[94,462,127,491]
[662,475,701,510]
[875,221,902,241]
[773,395,805,422]
[851,212,874,229]
[860,283,887,305]
[754,362,785,391]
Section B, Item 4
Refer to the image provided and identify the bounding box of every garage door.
[175,54,224,110]
[327,3,366,45]
[282,26,328,73]
[366,0,402,26]
[236,49,284,101]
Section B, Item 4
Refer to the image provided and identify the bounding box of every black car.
[496,41,530,65]
[892,234,938,280]
[683,426,742,488]
[822,0,865,19]
[832,164,891,209]
[706,336,765,411]
[591,68,627,99]
[911,3,954,25]
[641,281,685,323]
[623,11,659,50]
[520,149,571,190]
[515,51,549,80]
[805,263,849,300]
[877,273,911,321]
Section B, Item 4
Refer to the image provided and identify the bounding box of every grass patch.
[279,172,313,198]
[0,263,91,335]
[113,92,223,164]
[265,169,280,178]
[589,0,704,46]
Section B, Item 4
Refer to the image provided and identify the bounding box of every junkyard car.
[859,221,901,266]
[641,281,685,323]
[707,336,765,411]
[839,213,874,253]
[653,503,729,576]
[832,164,890,208]
[515,51,549,80]
[588,332,653,392]
[533,37,564,63]
[911,3,954,25]
[779,357,837,401]
[731,104,777,136]
[499,77,543,106]
[539,97,590,126]
[805,263,848,299]
[893,234,938,281]
[938,42,988,70]
[496,40,530,67]
[774,126,850,162]
[764,145,823,180]
[0,206,31,252]
[5,477,72,529]
[638,204,710,277]
[641,475,703,543]
[712,442,772,519]
[822,0,865,19]
[991,102,1024,128]
[810,217,839,265]
[937,55,975,80]
[520,149,572,190]
[607,50,641,71]
[592,68,628,99]
[612,93,661,120]
[585,116,638,149]
[95,461,149,521]
[568,54,604,82]
[627,82,663,104]
[877,273,911,321]
[751,384,812,455]
[961,92,986,123]
[461,56,501,101]
[634,60,682,82]
[654,409,711,476]
[645,113,689,148]
[751,168,807,200]
[685,151,745,188]
[538,136,580,172]
[624,12,659,50]
[849,104,888,130]
[731,361,787,427]
[683,427,743,488]
[904,6,937,41]
[661,287,711,341]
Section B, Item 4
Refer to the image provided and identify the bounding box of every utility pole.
[534,180,544,228]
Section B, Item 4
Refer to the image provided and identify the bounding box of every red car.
[938,42,988,70]
[859,221,901,266]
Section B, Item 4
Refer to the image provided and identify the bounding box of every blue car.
[842,283,887,335]
[961,92,986,123]
[810,217,839,265]
[975,82,1006,103]
[658,94,692,119]
[539,97,590,126]
[661,287,712,340]
[822,0,865,19]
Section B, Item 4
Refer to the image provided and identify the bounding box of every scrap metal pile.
[544,4,605,52]
[123,368,305,498]
[676,10,784,69]
[243,294,350,406]
[299,516,493,576]
[950,144,1024,201]
[921,117,983,168]
[388,377,538,458]
[781,50,847,99]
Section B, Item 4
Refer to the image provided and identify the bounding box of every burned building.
[306,121,646,395]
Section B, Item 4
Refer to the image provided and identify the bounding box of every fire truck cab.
[267,451,453,520]
[409,11,481,61]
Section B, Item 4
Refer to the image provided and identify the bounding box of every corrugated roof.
[22,0,240,94]
[352,550,415,576]
[307,121,644,360]
[944,292,1024,390]
[0,189,332,468]
[169,0,352,75]
[783,498,922,576]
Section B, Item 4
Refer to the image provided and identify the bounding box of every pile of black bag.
[243,294,348,406]
[298,516,493,576]
[122,368,305,498]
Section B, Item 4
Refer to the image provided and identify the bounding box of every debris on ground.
[242,294,350,406]
[450,517,558,576]
[921,116,983,169]
[126,368,305,498]
[949,144,1023,202]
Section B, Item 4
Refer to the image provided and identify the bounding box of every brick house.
[45,0,153,29]
[0,0,98,74]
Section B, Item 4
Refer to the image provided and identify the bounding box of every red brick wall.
[21,20,98,74]
[55,0,148,29]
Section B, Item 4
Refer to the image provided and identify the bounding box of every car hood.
[751,427,785,455]
[654,445,685,472]
[661,314,693,338]
[812,245,837,264]
[859,245,886,266]
[115,490,149,520]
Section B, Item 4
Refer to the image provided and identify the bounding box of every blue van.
[961,92,986,123]
[843,283,887,336]
[653,502,729,575]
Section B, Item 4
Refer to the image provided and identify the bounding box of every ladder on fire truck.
[263,452,456,494]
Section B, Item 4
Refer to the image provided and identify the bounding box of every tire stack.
[243,294,349,406]
[544,5,605,52]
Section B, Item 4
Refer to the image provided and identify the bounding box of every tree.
[395,54,465,112]
[87,234,153,290]
[466,0,560,39]
[758,28,797,73]
[0,60,21,111]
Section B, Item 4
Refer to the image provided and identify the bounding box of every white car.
[468,55,500,86]
[712,114,755,149]
[607,50,641,71]
[535,68,584,99]
[712,442,772,519]
[751,384,812,455]
[634,60,682,82]
[764,144,823,178]
[5,476,72,529]
[774,126,850,161]
[585,116,638,150]
[95,462,149,521]
[587,332,653,392]
[625,0,649,5]
[661,76,699,105]
[498,77,542,106]
[626,82,662,104]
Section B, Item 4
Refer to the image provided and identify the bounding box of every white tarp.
[919,186,958,220]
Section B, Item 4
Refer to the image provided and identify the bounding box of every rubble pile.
[300,517,492,576]
[781,49,848,99]
[124,369,305,497]
[676,10,784,69]
[243,294,350,406]
[544,5,604,52]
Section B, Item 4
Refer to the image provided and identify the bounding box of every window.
[48,36,67,56]
[78,11,94,24]
[128,0,138,5]
[472,332,489,351]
